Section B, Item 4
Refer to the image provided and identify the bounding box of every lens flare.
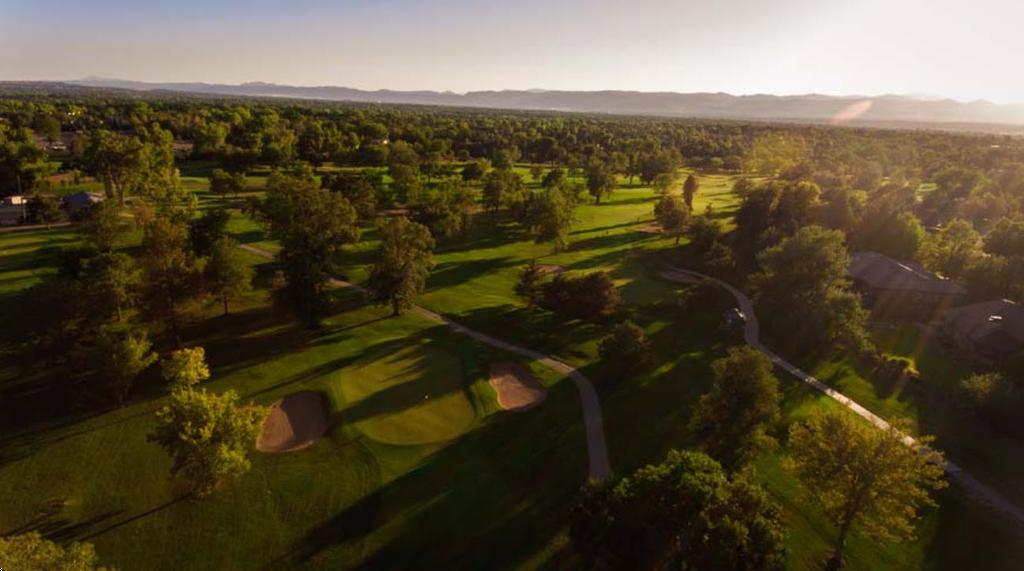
[830,100,873,124]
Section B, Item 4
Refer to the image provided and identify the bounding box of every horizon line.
[19,76,1021,107]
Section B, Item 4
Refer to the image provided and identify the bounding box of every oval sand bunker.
[489,362,547,411]
[257,391,329,453]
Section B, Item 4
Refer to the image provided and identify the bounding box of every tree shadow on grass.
[78,494,193,542]
[570,220,639,235]
[427,256,519,291]
[3,509,123,543]
[268,377,589,570]
[567,230,651,255]
[922,485,1024,571]
[435,221,529,257]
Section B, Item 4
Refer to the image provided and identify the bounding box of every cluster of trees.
[733,158,1024,308]
[515,263,621,321]
[0,532,111,571]
[0,123,51,194]
[258,170,359,323]
[33,196,252,404]
[570,449,788,571]
[571,347,947,569]
[15,88,1024,313]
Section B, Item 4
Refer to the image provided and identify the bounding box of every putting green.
[340,341,475,445]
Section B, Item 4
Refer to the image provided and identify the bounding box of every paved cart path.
[239,243,612,481]
[660,265,1024,527]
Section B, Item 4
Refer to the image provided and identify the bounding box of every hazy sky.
[1,0,1021,102]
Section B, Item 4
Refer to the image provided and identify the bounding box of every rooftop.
[945,299,1024,352]
[849,251,966,295]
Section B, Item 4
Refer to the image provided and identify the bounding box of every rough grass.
[1,163,1022,570]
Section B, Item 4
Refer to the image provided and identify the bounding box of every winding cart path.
[660,265,1024,527]
[239,243,612,481]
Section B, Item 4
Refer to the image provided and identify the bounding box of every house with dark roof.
[63,191,105,217]
[848,251,966,321]
[942,299,1024,361]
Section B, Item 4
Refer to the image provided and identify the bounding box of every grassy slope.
[0,232,589,570]
[1,166,1022,570]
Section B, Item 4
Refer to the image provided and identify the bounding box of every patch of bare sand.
[640,223,663,234]
[489,362,547,411]
[256,391,329,453]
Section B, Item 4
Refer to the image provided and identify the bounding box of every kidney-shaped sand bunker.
[489,362,547,412]
[256,391,329,453]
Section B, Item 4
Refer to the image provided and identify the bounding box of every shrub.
[540,271,620,320]
[598,320,654,375]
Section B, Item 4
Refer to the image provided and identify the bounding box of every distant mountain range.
[39,78,1024,130]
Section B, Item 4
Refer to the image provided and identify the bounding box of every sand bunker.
[640,223,663,234]
[256,391,329,453]
[537,264,565,275]
[489,362,547,411]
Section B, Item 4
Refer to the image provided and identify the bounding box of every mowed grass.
[0,243,591,569]
[810,324,1024,509]
[2,163,1023,570]
[0,226,79,295]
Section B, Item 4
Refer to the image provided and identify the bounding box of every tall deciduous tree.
[689,347,781,472]
[514,260,545,307]
[260,173,359,324]
[188,207,231,257]
[597,320,654,375]
[82,130,144,206]
[752,225,869,355]
[652,171,679,194]
[683,173,700,208]
[90,326,157,403]
[79,201,126,253]
[88,252,140,321]
[853,210,924,260]
[205,237,253,316]
[788,408,946,569]
[208,168,246,199]
[921,218,982,279]
[586,161,617,204]
[322,171,378,220]
[149,387,266,495]
[526,184,578,251]
[482,169,526,216]
[161,346,211,389]
[367,216,435,316]
[0,126,50,195]
[654,194,690,244]
[140,217,201,346]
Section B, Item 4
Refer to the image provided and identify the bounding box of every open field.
[1,163,1023,570]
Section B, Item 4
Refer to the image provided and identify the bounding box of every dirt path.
[238,243,612,481]
[660,265,1024,527]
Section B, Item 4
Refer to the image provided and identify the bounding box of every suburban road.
[238,243,613,481]
[660,265,1024,528]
